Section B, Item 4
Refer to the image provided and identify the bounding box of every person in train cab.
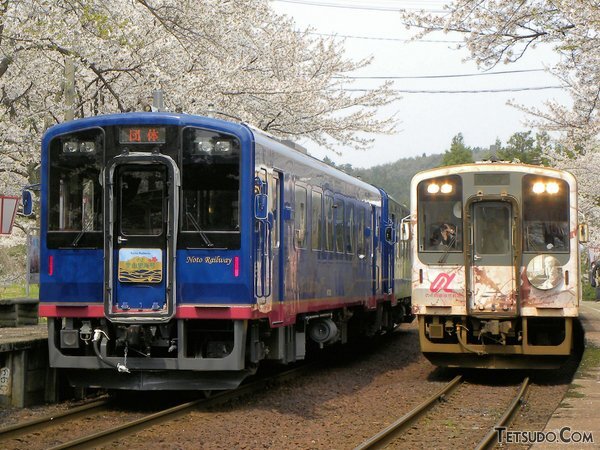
[543,222,567,250]
[430,223,456,250]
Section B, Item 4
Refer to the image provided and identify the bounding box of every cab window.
[417,175,463,252]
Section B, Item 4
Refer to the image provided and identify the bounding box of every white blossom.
[402,0,600,248]
[0,0,398,204]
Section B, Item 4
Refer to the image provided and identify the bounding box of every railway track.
[355,376,530,450]
[474,377,530,450]
[0,363,317,449]
[354,375,463,450]
[0,397,110,441]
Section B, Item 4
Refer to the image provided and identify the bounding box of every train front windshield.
[522,175,569,253]
[417,175,463,252]
[417,173,570,255]
[47,125,241,250]
[180,128,241,249]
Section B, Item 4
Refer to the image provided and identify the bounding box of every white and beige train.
[410,162,588,368]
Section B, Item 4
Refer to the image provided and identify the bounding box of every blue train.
[39,112,413,390]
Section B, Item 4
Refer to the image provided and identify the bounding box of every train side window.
[294,185,307,249]
[311,190,323,251]
[346,204,354,254]
[522,175,569,252]
[325,195,334,252]
[335,200,345,253]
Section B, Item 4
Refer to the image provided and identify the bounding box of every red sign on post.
[0,196,19,234]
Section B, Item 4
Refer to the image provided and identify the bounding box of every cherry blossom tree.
[0,1,400,282]
[0,0,397,206]
[0,0,405,278]
[402,0,600,245]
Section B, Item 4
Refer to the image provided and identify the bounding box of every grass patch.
[578,343,600,376]
[558,401,573,409]
[582,282,599,301]
[564,389,585,399]
[444,419,457,429]
[0,283,39,299]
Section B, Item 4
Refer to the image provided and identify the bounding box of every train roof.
[41,112,254,146]
[42,111,390,202]
[251,127,384,199]
[411,161,577,187]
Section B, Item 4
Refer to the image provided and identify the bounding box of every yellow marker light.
[546,182,559,194]
[532,182,546,194]
[440,183,453,194]
[427,183,440,194]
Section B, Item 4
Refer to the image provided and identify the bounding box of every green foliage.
[582,283,598,301]
[495,131,549,165]
[348,153,443,205]
[0,284,39,299]
[441,133,473,166]
[322,129,553,206]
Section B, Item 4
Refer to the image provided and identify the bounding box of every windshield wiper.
[72,216,95,247]
[438,235,456,264]
[185,212,214,248]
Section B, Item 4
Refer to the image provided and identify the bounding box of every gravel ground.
[112,322,453,449]
[0,320,580,449]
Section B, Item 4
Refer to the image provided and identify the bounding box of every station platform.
[533,301,600,448]
[0,321,55,407]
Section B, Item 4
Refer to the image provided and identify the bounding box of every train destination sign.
[119,126,166,144]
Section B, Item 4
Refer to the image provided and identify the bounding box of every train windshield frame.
[417,175,463,254]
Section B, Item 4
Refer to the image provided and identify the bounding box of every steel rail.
[474,377,530,450]
[0,398,110,441]
[354,375,463,450]
[47,362,319,450]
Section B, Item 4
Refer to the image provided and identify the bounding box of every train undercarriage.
[418,315,575,369]
[49,299,413,390]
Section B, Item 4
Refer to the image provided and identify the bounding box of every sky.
[270,0,572,168]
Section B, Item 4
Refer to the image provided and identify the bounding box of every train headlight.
[427,183,440,194]
[526,255,563,290]
[531,181,560,195]
[532,182,546,194]
[63,141,79,153]
[193,137,213,153]
[440,183,453,193]
[62,141,96,153]
[546,182,560,194]
[214,140,232,153]
[79,141,96,153]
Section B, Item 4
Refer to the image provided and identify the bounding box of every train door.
[104,154,180,322]
[255,168,280,314]
[282,174,298,323]
[383,212,397,296]
[372,206,381,296]
[468,200,518,316]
